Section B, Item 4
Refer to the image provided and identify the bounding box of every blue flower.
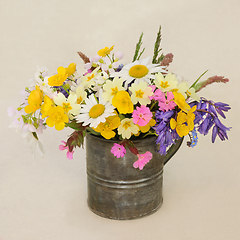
[154,110,175,155]
[190,128,198,147]
[214,102,231,119]
[212,118,231,143]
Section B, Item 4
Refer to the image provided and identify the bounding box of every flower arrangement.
[8,27,231,170]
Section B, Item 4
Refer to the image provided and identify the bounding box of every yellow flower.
[187,105,197,131]
[41,95,54,118]
[154,72,178,92]
[25,86,43,114]
[112,91,133,114]
[170,105,196,137]
[48,66,68,87]
[46,106,69,131]
[170,111,189,137]
[97,45,114,57]
[93,114,121,139]
[118,118,139,139]
[129,81,153,106]
[65,63,76,76]
[173,92,190,112]
[102,77,125,103]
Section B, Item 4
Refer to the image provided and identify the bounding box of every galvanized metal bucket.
[86,134,183,220]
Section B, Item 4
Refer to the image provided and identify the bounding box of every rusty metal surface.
[86,134,182,220]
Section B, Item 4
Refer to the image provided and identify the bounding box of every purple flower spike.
[198,114,214,135]
[214,102,231,119]
[211,118,231,143]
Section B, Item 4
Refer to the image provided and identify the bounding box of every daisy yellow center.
[89,104,105,118]
[122,121,131,130]
[135,90,144,98]
[129,65,149,78]
[62,103,72,113]
[160,81,169,89]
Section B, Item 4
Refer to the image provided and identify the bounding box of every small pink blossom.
[133,151,153,170]
[158,91,176,111]
[111,143,126,158]
[132,105,152,126]
[114,51,124,60]
[59,141,74,159]
[152,88,165,101]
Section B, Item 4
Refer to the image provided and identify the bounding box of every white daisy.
[76,93,115,128]
[112,56,167,88]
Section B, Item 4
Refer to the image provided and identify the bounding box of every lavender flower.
[212,118,231,143]
[198,114,214,135]
[189,99,231,142]
[214,102,231,119]
[154,110,175,155]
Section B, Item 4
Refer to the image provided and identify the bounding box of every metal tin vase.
[86,134,183,220]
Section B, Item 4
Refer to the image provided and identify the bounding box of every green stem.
[190,70,208,89]
[62,85,70,95]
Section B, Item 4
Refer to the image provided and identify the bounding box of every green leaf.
[133,32,144,62]
[190,70,208,89]
[152,26,162,64]
[65,121,87,131]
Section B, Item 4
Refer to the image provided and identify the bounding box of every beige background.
[1,0,240,239]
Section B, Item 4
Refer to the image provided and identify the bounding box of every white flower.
[118,118,139,139]
[154,72,178,92]
[114,52,124,61]
[25,132,45,158]
[8,108,25,133]
[76,93,115,128]
[84,55,101,70]
[22,119,46,135]
[102,77,125,103]
[75,85,87,104]
[100,57,119,73]
[54,92,80,119]
[112,56,167,87]
[174,82,200,101]
[186,87,200,101]
[80,67,101,88]
[129,81,153,105]
[174,82,189,98]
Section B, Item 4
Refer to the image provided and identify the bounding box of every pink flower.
[59,141,74,159]
[132,105,152,126]
[152,88,165,101]
[133,151,153,170]
[158,91,176,111]
[111,143,126,158]
[148,85,156,100]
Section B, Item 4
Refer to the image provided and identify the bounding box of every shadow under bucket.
[86,134,183,220]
